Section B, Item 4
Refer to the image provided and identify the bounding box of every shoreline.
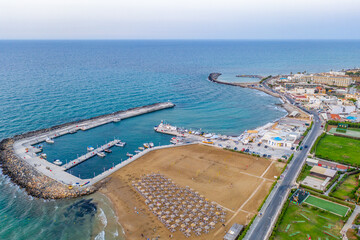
[0,102,175,199]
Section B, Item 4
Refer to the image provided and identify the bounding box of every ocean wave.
[98,208,108,228]
[94,231,105,240]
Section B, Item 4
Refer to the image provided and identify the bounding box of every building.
[312,75,353,87]
[224,223,244,240]
[310,166,337,179]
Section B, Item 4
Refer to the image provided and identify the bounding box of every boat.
[87,146,95,151]
[149,142,154,148]
[143,143,149,148]
[126,153,134,157]
[69,129,78,134]
[53,159,63,165]
[202,140,214,144]
[113,117,121,122]
[45,137,54,144]
[40,153,47,159]
[138,147,144,150]
[97,152,106,158]
[115,141,126,147]
[104,149,112,153]
[135,150,141,154]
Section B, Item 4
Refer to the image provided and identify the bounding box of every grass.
[297,165,312,182]
[273,203,344,240]
[304,195,349,217]
[315,134,360,165]
[332,174,358,200]
[349,128,360,132]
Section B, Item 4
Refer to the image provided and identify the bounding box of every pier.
[0,102,175,199]
[62,139,120,170]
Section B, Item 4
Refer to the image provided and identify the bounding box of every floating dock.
[62,139,120,170]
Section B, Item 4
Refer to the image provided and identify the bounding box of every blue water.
[1,40,360,239]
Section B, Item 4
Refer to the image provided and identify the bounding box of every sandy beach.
[100,144,285,240]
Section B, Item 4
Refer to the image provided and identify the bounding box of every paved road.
[244,79,323,239]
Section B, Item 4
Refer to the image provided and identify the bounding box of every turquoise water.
[217,73,260,83]
[1,40,360,239]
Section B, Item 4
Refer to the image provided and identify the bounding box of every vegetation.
[271,202,343,240]
[315,134,360,166]
[327,120,360,129]
[238,215,256,239]
[260,75,272,84]
[297,164,312,182]
[310,132,325,153]
[331,173,360,202]
[324,173,341,192]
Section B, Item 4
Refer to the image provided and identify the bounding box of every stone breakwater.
[208,73,280,98]
[0,138,97,199]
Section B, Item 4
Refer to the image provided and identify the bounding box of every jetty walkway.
[62,139,120,170]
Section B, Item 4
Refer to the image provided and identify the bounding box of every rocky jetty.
[0,138,98,199]
[0,138,97,199]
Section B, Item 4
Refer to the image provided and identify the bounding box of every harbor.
[0,102,175,199]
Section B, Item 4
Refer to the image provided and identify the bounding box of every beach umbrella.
[191,223,196,227]
[199,222,204,226]
[203,217,209,221]
[181,224,186,228]
[210,222,215,226]
[175,219,180,223]
[185,218,190,222]
[171,224,176,229]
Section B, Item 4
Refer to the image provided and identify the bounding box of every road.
[245,79,323,239]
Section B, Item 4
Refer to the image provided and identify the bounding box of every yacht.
[126,152,134,157]
[104,149,112,153]
[113,118,121,122]
[143,143,149,148]
[97,152,106,158]
[53,159,63,166]
[135,150,141,154]
[87,146,95,152]
[40,153,47,159]
[149,142,154,148]
[69,129,78,134]
[138,147,144,150]
[115,141,126,147]
[45,137,54,144]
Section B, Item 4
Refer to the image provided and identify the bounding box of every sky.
[0,0,360,39]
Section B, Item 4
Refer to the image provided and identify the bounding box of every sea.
[0,40,359,240]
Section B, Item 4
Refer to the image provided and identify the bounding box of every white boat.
[69,129,78,134]
[138,147,144,150]
[126,153,134,157]
[115,141,126,147]
[97,152,106,158]
[40,153,47,159]
[135,150,141,154]
[87,146,95,152]
[53,159,63,165]
[113,118,121,122]
[45,138,54,144]
[143,143,149,148]
[149,142,154,148]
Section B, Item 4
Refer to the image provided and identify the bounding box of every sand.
[100,144,285,240]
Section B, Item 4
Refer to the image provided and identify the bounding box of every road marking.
[260,161,274,178]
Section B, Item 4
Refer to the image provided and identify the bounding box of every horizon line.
[1,38,360,41]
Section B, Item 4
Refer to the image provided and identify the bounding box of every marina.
[0,102,175,198]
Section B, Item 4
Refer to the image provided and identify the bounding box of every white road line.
[260,161,274,178]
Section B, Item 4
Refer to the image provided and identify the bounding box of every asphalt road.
[245,111,322,240]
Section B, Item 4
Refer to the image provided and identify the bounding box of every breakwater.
[236,74,263,79]
[208,73,280,98]
[0,102,175,199]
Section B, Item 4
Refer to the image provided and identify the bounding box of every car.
[267,155,271,158]
[290,147,295,150]
[304,145,308,148]
[257,143,261,146]
[300,146,303,150]
[262,154,267,157]
[245,149,249,152]
[264,145,268,148]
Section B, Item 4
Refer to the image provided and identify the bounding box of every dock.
[62,139,120,170]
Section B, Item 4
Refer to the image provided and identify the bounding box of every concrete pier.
[1,102,175,199]
[62,139,121,170]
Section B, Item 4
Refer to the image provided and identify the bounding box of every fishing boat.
[40,153,47,159]
[97,152,106,158]
[45,137,54,144]
[149,142,154,148]
[87,146,95,151]
[115,141,126,147]
[104,149,112,153]
[143,143,149,148]
[135,150,141,154]
[126,153,134,157]
[53,159,63,165]
[138,147,144,150]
